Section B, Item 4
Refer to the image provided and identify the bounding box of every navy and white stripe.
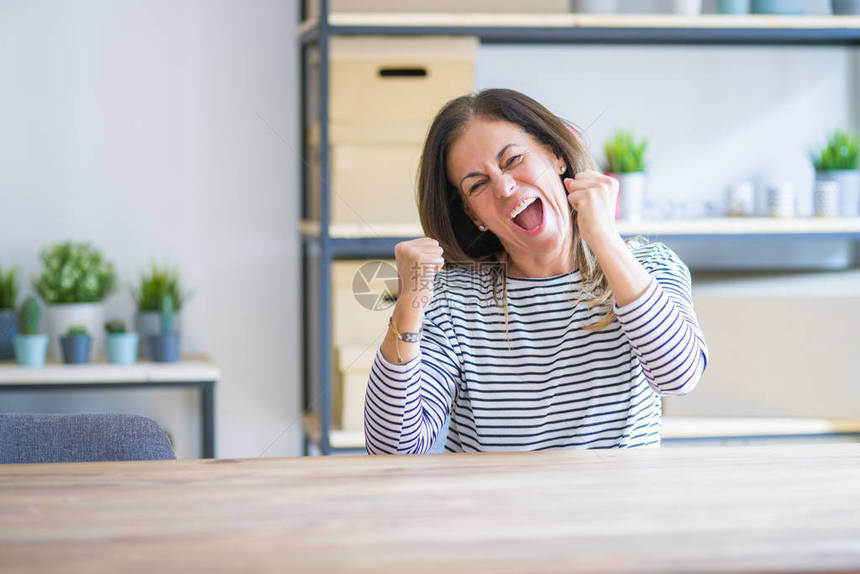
[364,242,709,454]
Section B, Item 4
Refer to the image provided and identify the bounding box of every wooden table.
[0,356,219,458]
[1,444,858,573]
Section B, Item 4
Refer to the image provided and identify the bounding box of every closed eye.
[468,179,488,195]
[466,152,525,194]
[504,153,524,169]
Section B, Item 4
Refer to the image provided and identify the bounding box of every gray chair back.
[0,413,176,463]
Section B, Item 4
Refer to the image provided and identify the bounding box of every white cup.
[814,180,840,217]
[673,0,703,15]
[767,183,796,218]
[726,181,755,216]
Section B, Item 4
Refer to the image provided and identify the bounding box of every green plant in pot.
[105,319,139,365]
[811,129,859,217]
[605,130,648,222]
[60,324,91,365]
[0,267,18,360]
[33,241,116,361]
[133,264,189,359]
[149,294,180,363]
[13,296,49,367]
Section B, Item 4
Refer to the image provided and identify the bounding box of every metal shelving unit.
[299,4,860,455]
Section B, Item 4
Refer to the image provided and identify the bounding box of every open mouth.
[510,196,545,234]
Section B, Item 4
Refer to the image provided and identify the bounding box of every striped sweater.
[364,242,709,454]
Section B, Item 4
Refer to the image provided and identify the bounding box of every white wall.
[0,0,301,458]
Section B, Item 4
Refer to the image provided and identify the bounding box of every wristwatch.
[389,316,422,343]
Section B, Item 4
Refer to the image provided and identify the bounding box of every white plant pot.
[135,311,182,359]
[816,170,859,217]
[45,303,105,361]
[673,0,702,15]
[617,172,647,221]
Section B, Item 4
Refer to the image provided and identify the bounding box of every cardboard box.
[333,344,378,431]
[331,259,398,348]
[330,259,399,430]
[663,287,860,419]
[318,36,477,125]
[308,123,425,225]
[307,36,476,224]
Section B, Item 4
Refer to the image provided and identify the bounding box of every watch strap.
[389,316,422,343]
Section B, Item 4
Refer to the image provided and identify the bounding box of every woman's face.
[446,118,572,258]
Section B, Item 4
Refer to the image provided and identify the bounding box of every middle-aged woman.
[364,88,709,454]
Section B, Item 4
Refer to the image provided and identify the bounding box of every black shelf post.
[301,0,335,455]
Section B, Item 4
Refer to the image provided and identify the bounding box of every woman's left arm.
[566,171,709,396]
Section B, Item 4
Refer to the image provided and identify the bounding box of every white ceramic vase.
[816,170,859,217]
[767,183,797,218]
[617,172,647,221]
[45,302,105,361]
[726,181,756,216]
[673,0,703,15]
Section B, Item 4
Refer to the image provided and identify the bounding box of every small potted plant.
[811,129,859,217]
[605,130,648,221]
[149,294,180,363]
[751,0,803,14]
[0,266,18,360]
[60,325,91,365]
[13,296,48,367]
[105,319,139,365]
[33,241,116,361]
[133,264,189,359]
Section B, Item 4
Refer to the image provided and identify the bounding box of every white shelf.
[303,12,860,32]
[620,217,860,236]
[662,417,860,438]
[0,355,220,385]
[301,217,860,239]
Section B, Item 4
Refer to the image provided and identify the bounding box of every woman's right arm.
[364,238,459,455]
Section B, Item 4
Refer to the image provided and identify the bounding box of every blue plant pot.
[13,334,49,367]
[0,309,17,360]
[717,0,750,13]
[832,0,860,15]
[106,332,139,365]
[149,333,180,363]
[752,0,804,14]
[61,334,92,364]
